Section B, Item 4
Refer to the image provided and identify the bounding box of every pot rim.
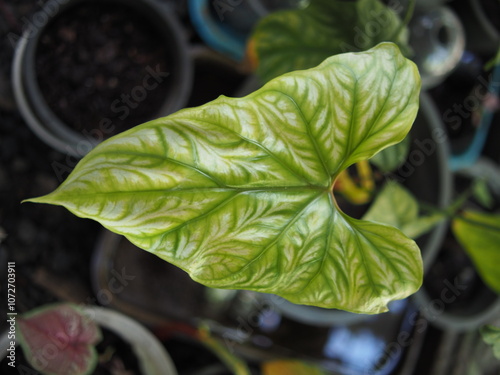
[12,0,192,158]
[412,280,500,331]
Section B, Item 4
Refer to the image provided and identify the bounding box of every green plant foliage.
[250,0,411,82]
[197,325,251,375]
[472,179,494,209]
[26,44,422,314]
[484,46,500,71]
[369,135,410,172]
[481,325,500,360]
[452,211,500,294]
[262,359,327,375]
[363,181,445,239]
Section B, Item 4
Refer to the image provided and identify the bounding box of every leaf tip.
[22,194,54,205]
[22,189,63,205]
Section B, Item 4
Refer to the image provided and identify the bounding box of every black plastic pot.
[400,93,453,270]
[12,0,192,158]
[451,0,500,56]
[91,230,213,325]
[413,226,500,332]
[187,45,248,108]
[412,173,500,333]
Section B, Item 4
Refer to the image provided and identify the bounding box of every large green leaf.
[363,181,445,239]
[251,0,411,82]
[27,43,422,313]
[369,135,410,172]
[452,211,500,294]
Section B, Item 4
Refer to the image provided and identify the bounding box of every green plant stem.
[418,202,500,233]
[390,0,416,42]
[198,325,251,375]
[419,182,477,217]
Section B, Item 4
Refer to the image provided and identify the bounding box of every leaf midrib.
[56,185,330,198]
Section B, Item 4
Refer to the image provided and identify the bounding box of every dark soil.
[35,2,172,138]
[94,328,143,375]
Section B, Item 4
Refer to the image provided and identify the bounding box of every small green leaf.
[362,181,445,239]
[452,211,500,294]
[251,0,411,82]
[472,179,494,209]
[27,44,422,314]
[370,135,410,172]
[481,325,500,360]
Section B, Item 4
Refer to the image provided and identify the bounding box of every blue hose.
[450,61,500,171]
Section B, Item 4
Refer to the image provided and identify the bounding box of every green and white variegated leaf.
[452,211,500,294]
[27,44,422,314]
[251,0,411,82]
[363,181,445,239]
[370,135,410,172]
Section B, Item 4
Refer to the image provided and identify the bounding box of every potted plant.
[247,0,466,88]
[246,0,412,83]
[412,176,500,331]
[237,0,452,326]
[0,303,177,374]
[256,91,451,327]
[12,0,192,158]
[25,42,423,315]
